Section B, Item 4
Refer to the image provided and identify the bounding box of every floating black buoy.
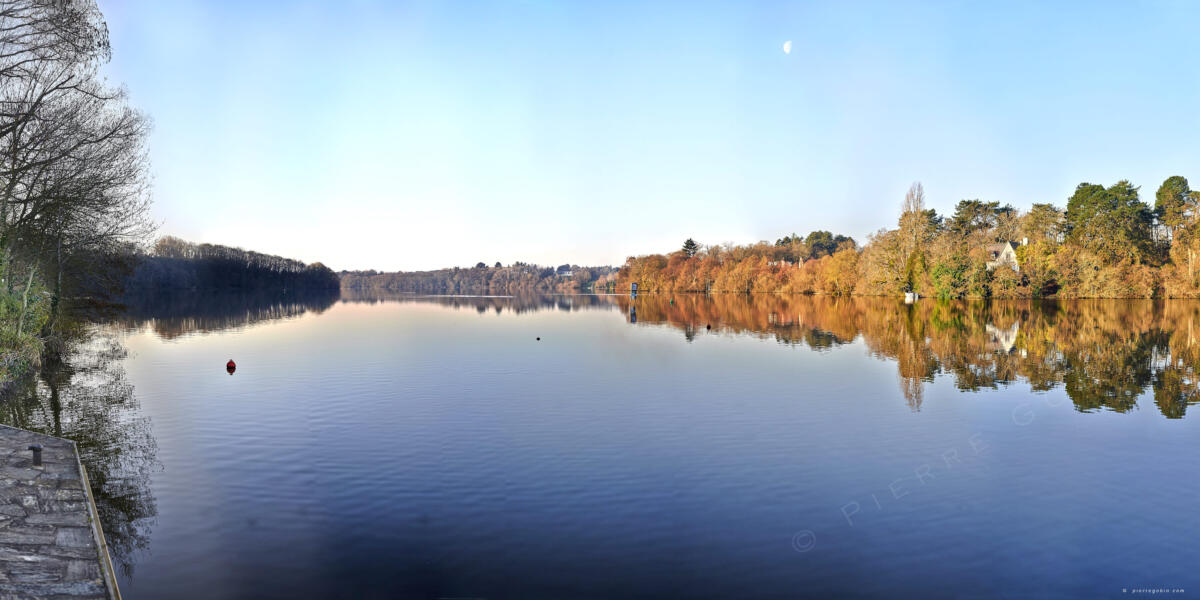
[536,337,541,341]
[226,359,236,375]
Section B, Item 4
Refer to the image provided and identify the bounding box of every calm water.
[3,292,1199,599]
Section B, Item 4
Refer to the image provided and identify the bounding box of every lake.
[2,292,1197,599]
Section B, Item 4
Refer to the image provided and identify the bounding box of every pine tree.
[682,238,700,258]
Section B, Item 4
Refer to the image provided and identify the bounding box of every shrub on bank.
[0,273,50,386]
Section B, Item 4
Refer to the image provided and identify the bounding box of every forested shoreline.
[341,263,618,293]
[125,237,339,294]
[619,178,1200,299]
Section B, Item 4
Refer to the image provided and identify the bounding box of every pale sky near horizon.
[99,1,1200,272]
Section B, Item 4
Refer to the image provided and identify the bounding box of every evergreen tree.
[1155,176,1195,239]
[682,238,700,257]
[1065,180,1154,263]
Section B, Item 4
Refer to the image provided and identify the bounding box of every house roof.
[985,242,1019,253]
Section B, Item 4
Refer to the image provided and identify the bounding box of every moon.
[783,40,792,54]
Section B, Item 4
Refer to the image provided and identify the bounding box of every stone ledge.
[0,426,117,600]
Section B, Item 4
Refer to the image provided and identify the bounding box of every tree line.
[340,262,618,293]
[124,236,340,293]
[621,177,1200,298]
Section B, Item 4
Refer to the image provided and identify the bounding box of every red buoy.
[226,359,236,375]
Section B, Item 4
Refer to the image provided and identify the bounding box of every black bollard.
[28,444,42,467]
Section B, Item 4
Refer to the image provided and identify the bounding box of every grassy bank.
[0,270,50,388]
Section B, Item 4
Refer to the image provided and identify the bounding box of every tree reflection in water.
[0,288,343,579]
[2,290,1195,582]
[116,287,341,340]
[342,291,1200,418]
[612,294,1200,418]
[0,329,156,579]
[339,289,619,315]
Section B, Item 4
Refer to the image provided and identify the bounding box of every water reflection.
[115,288,340,339]
[0,290,1196,598]
[0,330,158,578]
[338,289,622,314]
[336,291,1200,418]
[614,294,1200,418]
[4,291,1200,580]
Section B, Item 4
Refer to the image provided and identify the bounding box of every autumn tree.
[992,204,1020,242]
[1020,203,1065,243]
[897,182,940,293]
[856,228,905,296]
[1165,208,1200,293]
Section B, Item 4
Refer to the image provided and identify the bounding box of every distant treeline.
[125,237,340,293]
[340,263,618,293]
[620,176,1200,299]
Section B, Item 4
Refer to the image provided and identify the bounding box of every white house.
[985,322,1020,353]
[985,241,1021,272]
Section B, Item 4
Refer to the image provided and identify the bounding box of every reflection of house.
[985,322,1019,353]
[985,241,1021,272]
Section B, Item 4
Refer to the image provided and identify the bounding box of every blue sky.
[99,1,1200,271]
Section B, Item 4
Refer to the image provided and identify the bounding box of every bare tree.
[898,182,931,272]
[901,181,925,216]
[0,0,151,328]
